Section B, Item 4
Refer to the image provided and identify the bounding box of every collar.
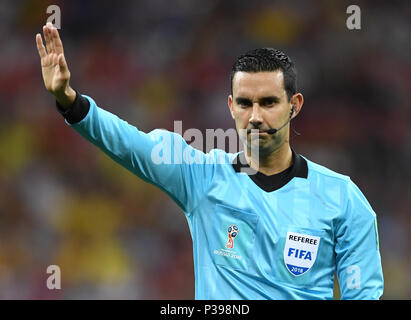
[232,148,308,192]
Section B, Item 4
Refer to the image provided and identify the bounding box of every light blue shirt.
[66,94,384,300]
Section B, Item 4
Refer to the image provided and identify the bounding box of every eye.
[235,98,252,108]
[238,101,251,108]
[260,99,276,107]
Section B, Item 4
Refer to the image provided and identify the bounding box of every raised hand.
[36,22,76,108]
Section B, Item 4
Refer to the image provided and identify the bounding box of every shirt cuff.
[56,91,90,124]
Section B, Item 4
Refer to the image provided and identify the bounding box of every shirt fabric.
[56,93,384,300]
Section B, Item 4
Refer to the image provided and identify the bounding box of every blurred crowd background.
[0,0,410,299]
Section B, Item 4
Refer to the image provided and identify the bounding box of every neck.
[244,142,293,176]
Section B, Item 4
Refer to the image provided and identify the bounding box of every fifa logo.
[225,225,239,249]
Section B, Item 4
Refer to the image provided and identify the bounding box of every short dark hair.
[230,48,297,101]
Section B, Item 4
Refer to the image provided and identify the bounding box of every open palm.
[36,22,71,95]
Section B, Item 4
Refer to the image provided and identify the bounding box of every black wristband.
[56,91,90,124]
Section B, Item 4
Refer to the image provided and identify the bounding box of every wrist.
[55,86,76,110]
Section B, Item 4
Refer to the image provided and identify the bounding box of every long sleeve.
[57,93,220,214]
[334,179,384,299]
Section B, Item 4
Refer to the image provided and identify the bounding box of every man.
[36,22,383,299]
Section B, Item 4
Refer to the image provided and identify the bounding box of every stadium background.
[0,0,410,299]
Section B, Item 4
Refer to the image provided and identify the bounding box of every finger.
[43,25,52,54]
[58,53,68,71]
[52,53,59,66]
[51,27,64,55]
[36,33,47,59]
[46,22,56,53]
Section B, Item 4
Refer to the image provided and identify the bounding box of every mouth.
[247,130,269,136]
[247,131,269,141]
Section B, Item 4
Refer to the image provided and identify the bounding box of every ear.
[290,93,304,119]
[228,95,235,120]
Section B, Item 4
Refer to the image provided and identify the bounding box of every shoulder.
[300,155,353,209]
[303,155,365,194]
[302,155,351,185]
[302,154,375,217]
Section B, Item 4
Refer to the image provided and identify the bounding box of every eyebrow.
[235,96,280,105]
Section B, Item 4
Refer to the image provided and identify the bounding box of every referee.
[36,23,383,300]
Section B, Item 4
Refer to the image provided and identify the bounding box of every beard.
[245,132,282,158]
[237,125,287,160]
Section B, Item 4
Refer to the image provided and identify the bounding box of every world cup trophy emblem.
[225,225,239,249]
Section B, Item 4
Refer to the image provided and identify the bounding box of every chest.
[203,176,339,286]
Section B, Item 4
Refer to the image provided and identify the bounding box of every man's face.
[228,70,293,156]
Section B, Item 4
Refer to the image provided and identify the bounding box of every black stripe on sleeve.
[56,91,90,124]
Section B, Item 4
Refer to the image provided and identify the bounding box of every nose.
[249,103,263,128]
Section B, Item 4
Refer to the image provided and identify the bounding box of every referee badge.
[283,231,320,276]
